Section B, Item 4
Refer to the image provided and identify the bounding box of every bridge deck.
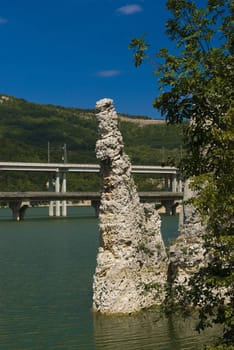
[0,162,179,174]
[0,191,183,202]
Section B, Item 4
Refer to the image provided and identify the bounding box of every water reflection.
[94,309,221,350]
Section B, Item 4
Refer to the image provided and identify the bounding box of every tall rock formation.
[93,98,168,314]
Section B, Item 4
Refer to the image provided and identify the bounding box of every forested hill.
[0,94,184,191]
[0,94,183,164]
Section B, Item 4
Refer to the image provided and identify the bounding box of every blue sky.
[0,0,174,119]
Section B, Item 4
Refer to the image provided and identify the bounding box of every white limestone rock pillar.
[93,98,168,314]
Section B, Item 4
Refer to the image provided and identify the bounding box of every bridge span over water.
[0,191,183,221]
[0,162,183,220]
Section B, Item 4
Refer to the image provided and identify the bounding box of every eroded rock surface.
[93,98,168,314]
[168,180,205,286]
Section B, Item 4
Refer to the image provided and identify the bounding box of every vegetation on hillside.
[0,95,183,191]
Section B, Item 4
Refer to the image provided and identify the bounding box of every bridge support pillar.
[55,172,60,217]
[161,200,177,216]
[177,175,183,192]
[61,172,67,217]
[171,174,177,192]
[164,175,170,190]
[9,201,29,221]
[48,174,54,217]
[47,171,68,217]
[49,202,54,217]
[91,200,100,217]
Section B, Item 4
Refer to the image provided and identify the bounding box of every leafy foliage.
[130,0,233,347]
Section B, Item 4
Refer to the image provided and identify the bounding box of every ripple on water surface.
[93,309,221,350]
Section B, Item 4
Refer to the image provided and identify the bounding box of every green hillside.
[0,95,184,191]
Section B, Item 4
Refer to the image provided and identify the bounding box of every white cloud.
[96,70,121,77]
[0,17,8,24]
[116,4,143,15]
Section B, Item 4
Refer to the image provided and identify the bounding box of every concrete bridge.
[0,162,179,175]
[0,191,183,221]
[0,162,183,220]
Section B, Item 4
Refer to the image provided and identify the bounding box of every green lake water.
[0,207,221,349]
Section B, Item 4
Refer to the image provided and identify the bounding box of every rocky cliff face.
[92,98,168,314]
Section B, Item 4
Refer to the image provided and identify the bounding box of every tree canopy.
[130,0,233,347]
